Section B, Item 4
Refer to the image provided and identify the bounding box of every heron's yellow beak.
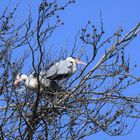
[76,59,87,65]
[14,79,20,86]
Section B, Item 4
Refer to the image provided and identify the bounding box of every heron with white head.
[14,73,58,91]
[14,73,61,103]
[41,56,87,80]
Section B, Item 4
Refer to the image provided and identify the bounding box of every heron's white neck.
[72,62,77,73]
[21,74,38,89]
[66,58,77,73]
[21,74,29,86]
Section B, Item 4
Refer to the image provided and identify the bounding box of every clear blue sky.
[67,1,140,140]
[1,0,140,139]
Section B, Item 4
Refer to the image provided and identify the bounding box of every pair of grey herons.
[14,57,86,91]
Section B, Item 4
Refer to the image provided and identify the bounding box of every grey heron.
[41,57,87,80]
[14,73,61,103]
[14,73,60,91]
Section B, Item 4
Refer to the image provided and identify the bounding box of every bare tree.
[0,0,140,140]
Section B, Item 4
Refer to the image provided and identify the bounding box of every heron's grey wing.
[44,60,73,79]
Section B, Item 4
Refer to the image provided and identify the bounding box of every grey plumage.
[14,57,86,93]
[31,72,62,91]
[40,59,76,80]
